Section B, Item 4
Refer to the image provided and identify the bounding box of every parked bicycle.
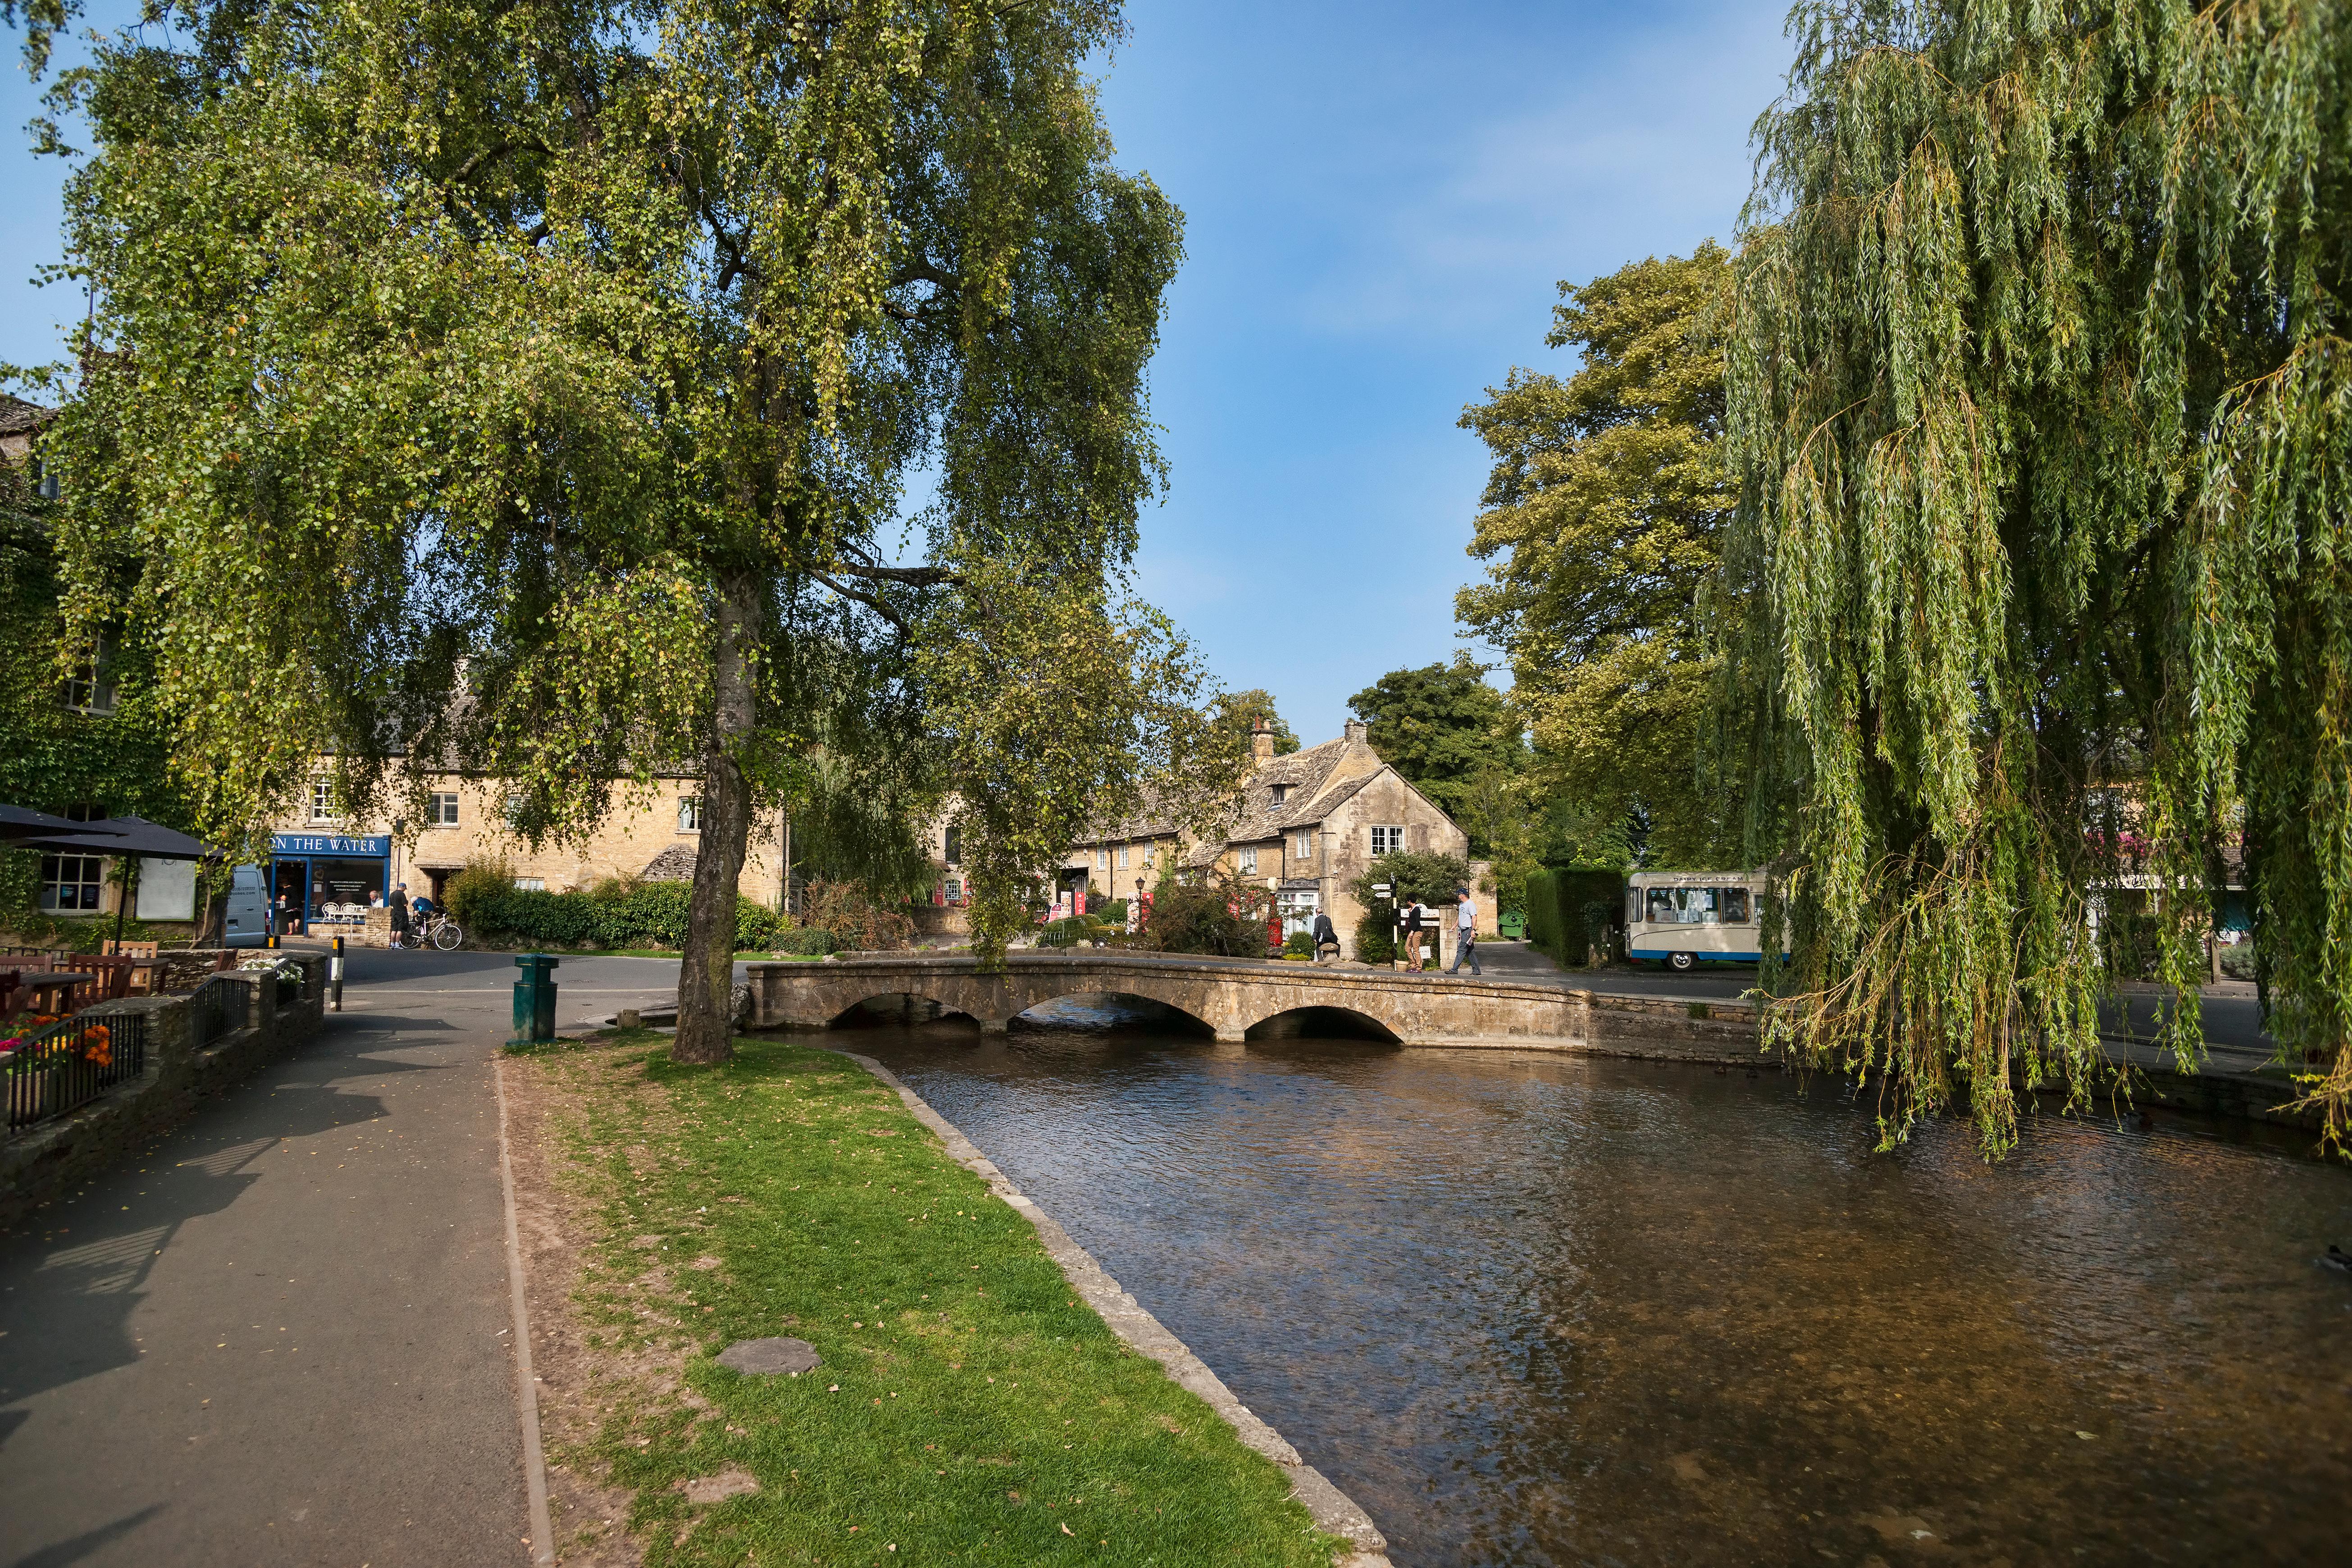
[410,911,464,952]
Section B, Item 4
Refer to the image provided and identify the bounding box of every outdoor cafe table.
[14,972,94,1015]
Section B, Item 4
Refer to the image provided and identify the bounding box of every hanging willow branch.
[1726,0,2352,1155]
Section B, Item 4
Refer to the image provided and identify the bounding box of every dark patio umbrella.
[0,804,127,847]
[3,812,214,947]
[37,816,210,860]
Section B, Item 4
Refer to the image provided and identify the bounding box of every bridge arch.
[1242,1005,1403,1044]
[825,991,984,1030]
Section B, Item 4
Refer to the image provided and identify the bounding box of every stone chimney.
[1344,718,1368,745]
[1251,718,1276,764]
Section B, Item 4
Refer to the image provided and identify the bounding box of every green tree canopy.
[1347,653,1522,837]
[1725,0,2352,1152]
[21,0,1205,1061]
[1456,244,1737,868]
[1208,688,1300,755]
[0,430,189,832]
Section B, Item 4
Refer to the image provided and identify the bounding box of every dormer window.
[1270,784,1290,806]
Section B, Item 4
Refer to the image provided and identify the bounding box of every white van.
[1625,870,1786,971]
[223,863,271,947]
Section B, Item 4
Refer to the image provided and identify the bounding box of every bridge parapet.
[744,951,1614,1048]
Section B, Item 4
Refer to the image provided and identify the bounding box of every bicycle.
[410,911,464,952]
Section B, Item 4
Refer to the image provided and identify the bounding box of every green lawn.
[524,1031,1341,1567]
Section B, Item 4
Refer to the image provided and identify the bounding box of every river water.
[820,999,2352,1567]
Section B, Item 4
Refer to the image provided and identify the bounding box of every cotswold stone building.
[1060,720,1490,958]
[261,772,790,933]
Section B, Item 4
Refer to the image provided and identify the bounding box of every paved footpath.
[0,949,686,1568]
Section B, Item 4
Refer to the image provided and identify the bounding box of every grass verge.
[518,1029,1341,1567]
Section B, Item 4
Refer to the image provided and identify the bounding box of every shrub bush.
[1138,874,1268,957]
[802,881,914,952]
[1352,908,1397,965]
[775,925,837,956]
[1039,916,1111,948]
[444,859,788,951]
[1282,929,1313,957]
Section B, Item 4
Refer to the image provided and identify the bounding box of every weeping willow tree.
[1725,0,2352,1153]
[12,0,1215,1062]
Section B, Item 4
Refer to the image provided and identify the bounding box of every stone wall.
[1,953,328,1233]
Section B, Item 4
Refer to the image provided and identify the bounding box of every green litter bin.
[1498,910,1527,940]
[512,953,560,1044]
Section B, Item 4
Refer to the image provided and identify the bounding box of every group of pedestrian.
[383,883,438,950]
[1395,887,1480,975]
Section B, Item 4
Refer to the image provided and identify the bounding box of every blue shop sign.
[271,833,391,857]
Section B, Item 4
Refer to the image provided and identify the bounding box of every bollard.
[330,935,345,1012]
[512,953,560,1044]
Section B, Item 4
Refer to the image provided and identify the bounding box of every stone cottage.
[260,770,791,937]
[1061,720,1490,959]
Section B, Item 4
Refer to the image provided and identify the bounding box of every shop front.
[269,833,392,933]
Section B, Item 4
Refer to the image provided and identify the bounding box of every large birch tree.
[14,0,1199,1062]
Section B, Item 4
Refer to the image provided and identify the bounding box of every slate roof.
[0,395,54,439]
[642,844,698,882]
[1073,727,1415,868]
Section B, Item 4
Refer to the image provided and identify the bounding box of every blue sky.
[0,0,1790,742]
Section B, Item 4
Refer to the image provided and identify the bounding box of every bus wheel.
[1668,951,1695,972]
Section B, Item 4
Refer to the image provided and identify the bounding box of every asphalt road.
[0,949,687,1568]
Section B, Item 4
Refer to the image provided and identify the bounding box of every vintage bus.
[1624,870,1785,970]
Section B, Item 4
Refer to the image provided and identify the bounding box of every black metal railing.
[190,975,242,1048]
[4,1010,146,1134]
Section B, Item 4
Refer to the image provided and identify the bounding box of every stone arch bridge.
[744,951,1632,1048]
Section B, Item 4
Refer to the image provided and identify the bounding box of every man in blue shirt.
[1446,888,1481,975]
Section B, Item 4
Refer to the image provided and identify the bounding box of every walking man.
[388,882,410,950]
[1447,887,1481,976]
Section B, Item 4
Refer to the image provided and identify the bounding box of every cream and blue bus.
[1625,870,1785,971]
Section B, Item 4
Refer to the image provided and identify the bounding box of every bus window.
[1647,888,1717,925]
[1718,887,1751,923]
[1627,889,1641,926]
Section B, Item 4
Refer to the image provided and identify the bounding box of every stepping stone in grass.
[718,1337,821,1376]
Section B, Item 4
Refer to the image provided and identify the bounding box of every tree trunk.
[672,568,760,1064]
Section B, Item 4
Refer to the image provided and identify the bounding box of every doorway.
[271,858,308,935]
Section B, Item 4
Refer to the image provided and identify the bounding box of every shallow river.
[824,1000,2352,1567]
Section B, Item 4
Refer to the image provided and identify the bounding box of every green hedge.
[448,876,800,952]
[1523,870,1566,959]
[1525,868,1626,966]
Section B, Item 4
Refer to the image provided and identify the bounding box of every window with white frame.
[428,792,460,826]
[1117,846,1129,869]
[1371,825,1405,856]
[677,796,702,833]
[515,876,547,892]
[309,779,337,822]
[1293,831,1314,860]
[39,854,105,912]
[61,634,115,714]
[1238,847,1258,875]
[1096,848,1108,870]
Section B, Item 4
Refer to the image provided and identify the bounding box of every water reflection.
[823,997,2352,1567]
